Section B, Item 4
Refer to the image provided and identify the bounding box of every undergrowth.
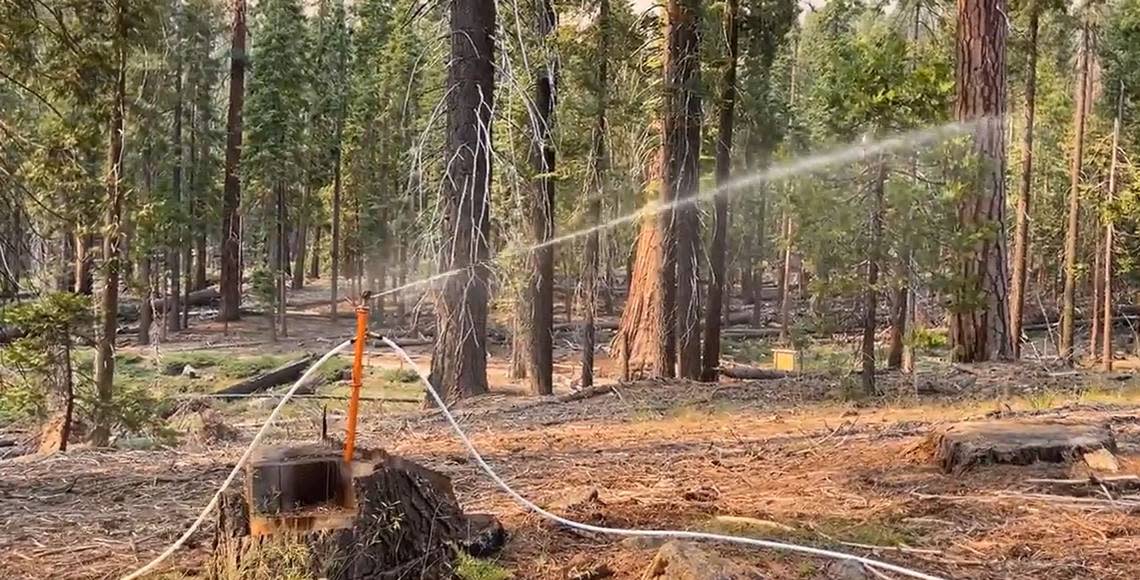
[454,554,513,580]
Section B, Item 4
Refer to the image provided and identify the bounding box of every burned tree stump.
[931,421,1116,474]
[211,446,504,579]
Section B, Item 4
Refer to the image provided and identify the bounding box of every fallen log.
[117,286,221,321]
[554,319,619,332]
[1023,314,1140,333]
[214,355,317,396]
[720,327,781,339]
[558,384,619,403]
[718,365,790,380]
[211,446,504,579]
[1023,304,1140,327]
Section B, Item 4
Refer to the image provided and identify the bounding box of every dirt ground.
[3,281,1140,579]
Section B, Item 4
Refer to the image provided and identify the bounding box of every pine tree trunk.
[1060,19,1091,365]
[168,39,185,334]
[1092,232,1102,360]
[749,151,768,330]
[193,102,208,294]
[950,0,1011,362]
[430,0,494,402]
[277,182,288,339]
[309,226,321,279]
[74,233,94,295]
[331,138,342,319]
[862,158,886,394]
[581,0,609,390]
[139,256,153,345]
[219,0,246,323]
[887,285,905,369]
[667,0,703,380]
[1103,86,1123,372]
[92,2,127,447]
[701,0,738,382]
[292,183,307,290]
[509,304,527,380]
[185,96,195,331]
[182,240,192,329]
[372,254,387,327]
[526,0,556,396]
[778,214,793,344]
[1009,3,1039,359]
[195,233,207,290]
[395,243,406,317]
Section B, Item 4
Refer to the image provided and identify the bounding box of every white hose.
[121,335,946,580]
[379,337,947,580]
[120,340,354,580]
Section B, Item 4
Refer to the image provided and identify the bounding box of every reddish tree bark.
[612,218,667,379]
[950,0,1011,362]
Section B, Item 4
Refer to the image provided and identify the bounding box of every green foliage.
[0,293,91,421]
[244,0,310,264]
[249,267,278,307]
[379,367,419,384]
[454,554,513,580]
[82,379,174,439]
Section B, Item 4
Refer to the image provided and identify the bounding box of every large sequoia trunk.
[211,449,502,579]
[430,0,494,402]
[612,218,668,380]
[949,0,1011,362]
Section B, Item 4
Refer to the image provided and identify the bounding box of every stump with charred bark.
[211,448,504,579]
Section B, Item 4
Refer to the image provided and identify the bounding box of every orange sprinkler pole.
[342,305,368,463]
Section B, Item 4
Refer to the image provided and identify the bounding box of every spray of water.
[378,120,974,300]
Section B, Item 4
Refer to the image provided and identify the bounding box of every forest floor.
[3,280,1140,579]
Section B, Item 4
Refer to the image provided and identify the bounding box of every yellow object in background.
[772,348,802,372]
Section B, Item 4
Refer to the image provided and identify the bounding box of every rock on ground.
[640,541,765,580]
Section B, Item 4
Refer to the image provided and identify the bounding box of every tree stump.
[640,541,765,580]
[210,447,504,579]
[931,421,1116,474]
